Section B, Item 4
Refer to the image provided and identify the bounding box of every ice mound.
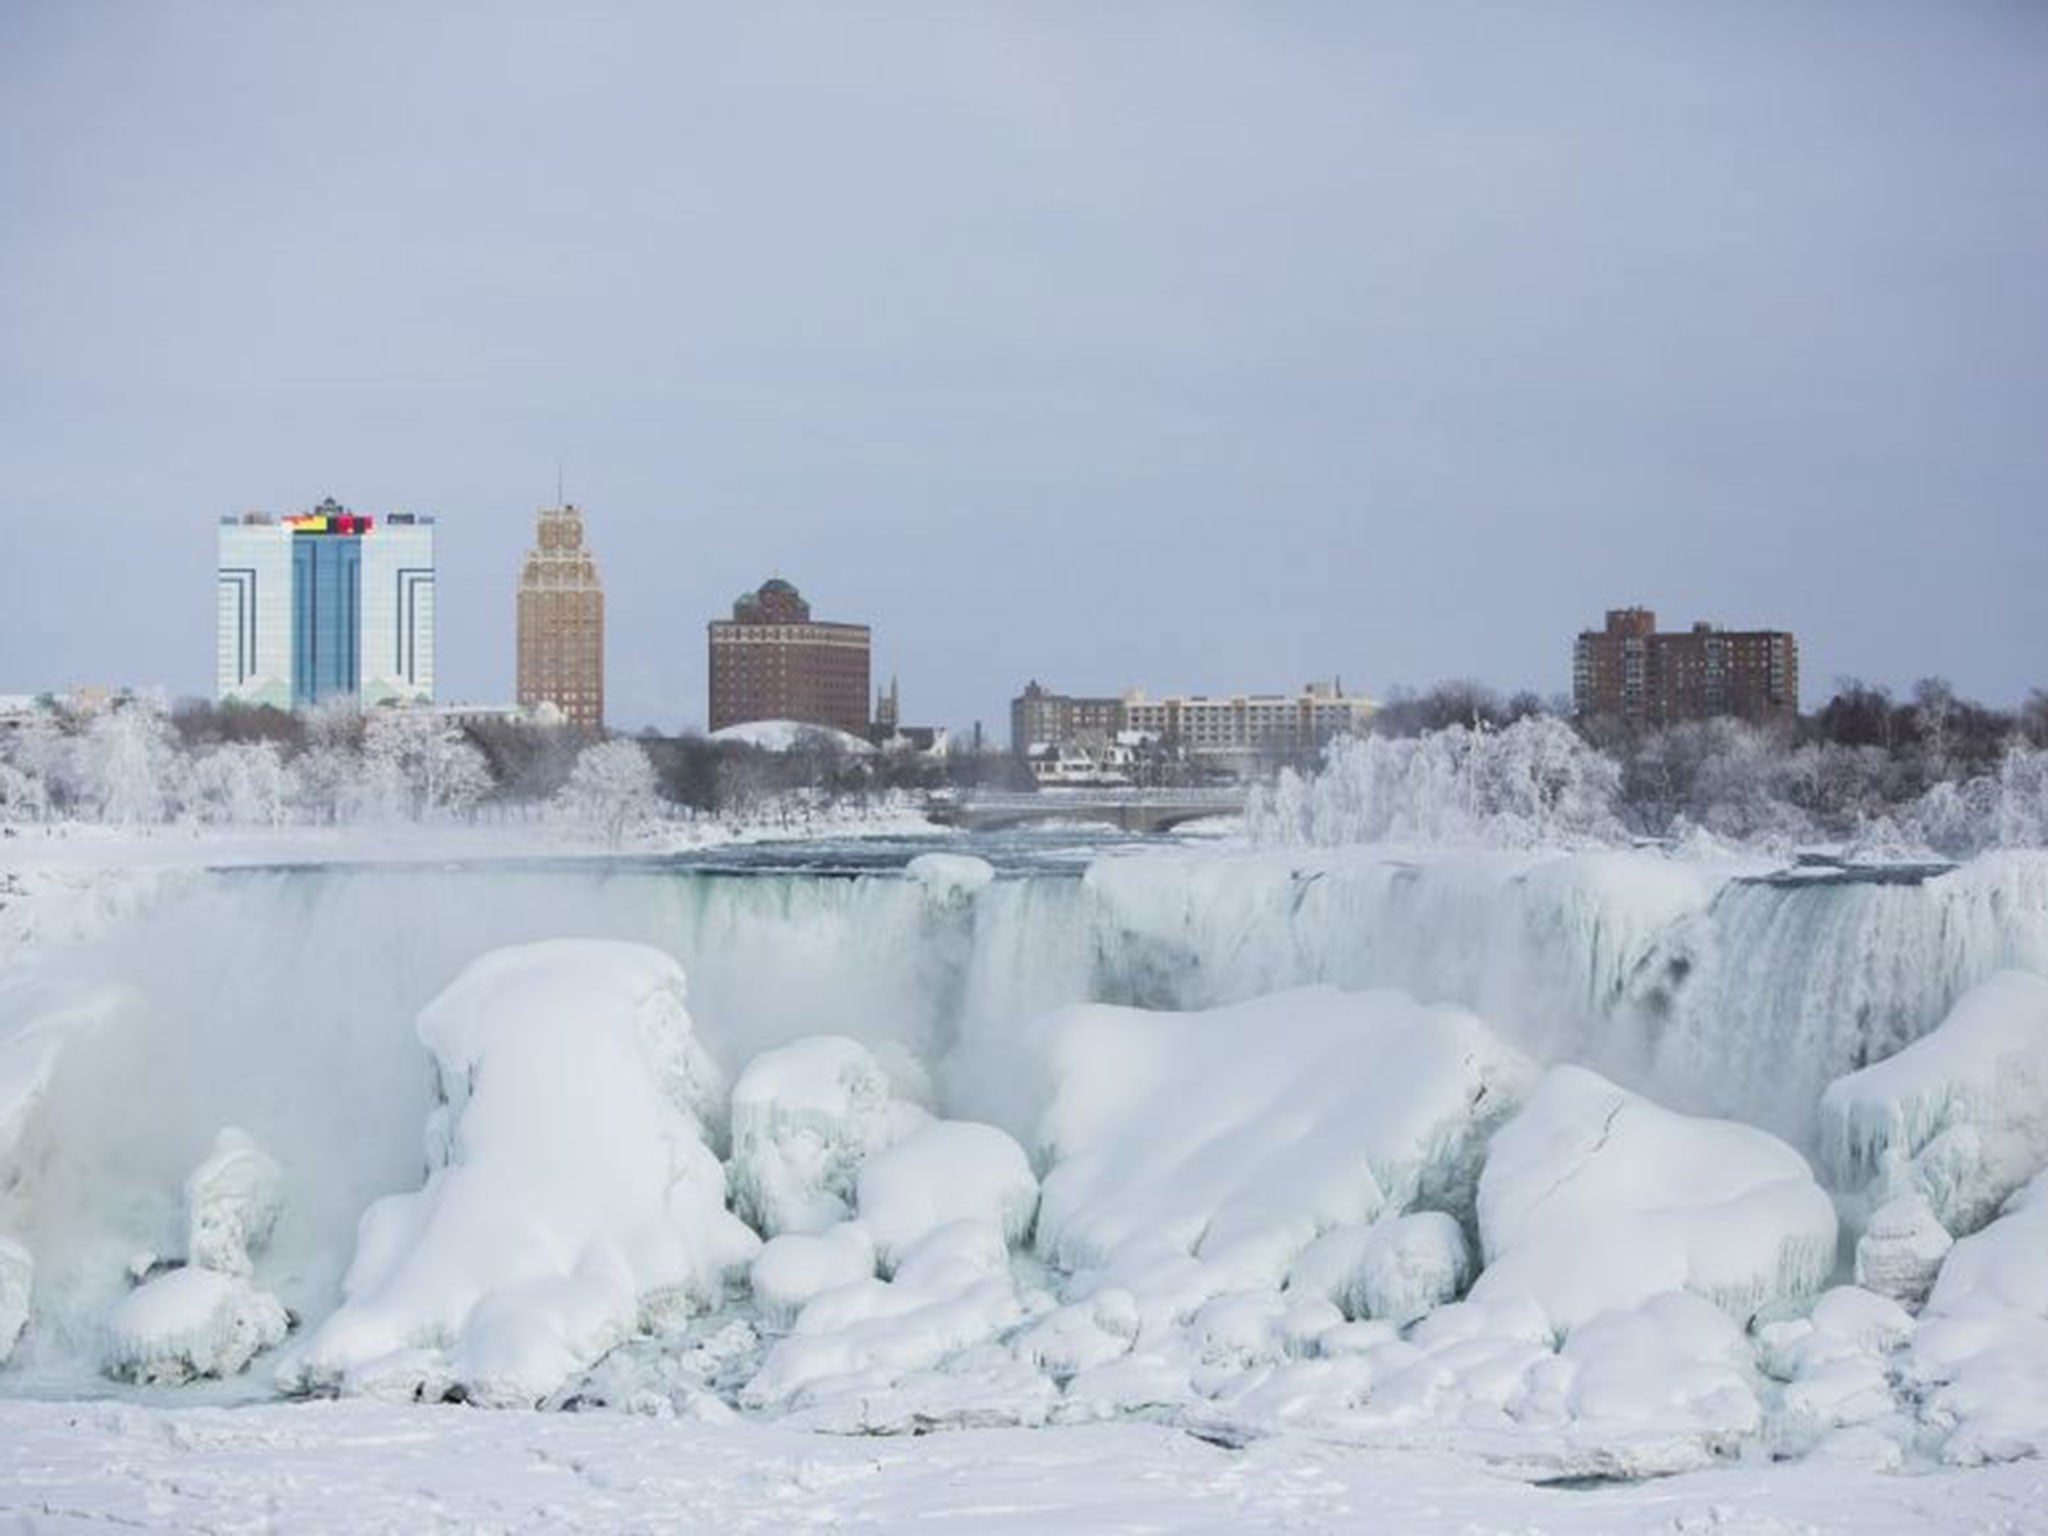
[1472,1065,1836,1332]
[740,1218,1026,1417]
[286,941,758,1407]
[184,1127,283,1277]
[1820,970,2048,1237]
[749,1224,876,1328]
[727,1036,926,1238]
[103,1266,289,1386]
[904,853,995,901]
[855,1120,1038,1275]
[0,1235,28,1364]
[1033,987,1530,1309]
[1904,1168,2048,1464]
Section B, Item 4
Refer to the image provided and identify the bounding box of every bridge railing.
[933,787,1247,810]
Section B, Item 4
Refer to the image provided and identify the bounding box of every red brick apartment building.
[707,578,872,738]
[1573,608,1799,725]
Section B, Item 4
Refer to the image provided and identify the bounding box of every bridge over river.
[924,787,1248,835]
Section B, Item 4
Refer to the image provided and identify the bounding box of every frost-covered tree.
[558,739,661,845]
[1250,716,1623,849]
[76,698,181,826]
[0,760,48,824]
[361,709,493,821]
[185,741,290,826]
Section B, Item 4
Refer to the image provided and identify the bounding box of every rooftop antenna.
[556,462,565,508]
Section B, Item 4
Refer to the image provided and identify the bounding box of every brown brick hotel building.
[708,578,872,737]
[1573,607,1798,725]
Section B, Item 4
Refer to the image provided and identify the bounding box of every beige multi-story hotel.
[516,503,605,731]
[1011,679,1374,773]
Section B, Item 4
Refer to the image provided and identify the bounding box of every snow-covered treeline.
[0,696,664,840]
[1250,713,2048,857]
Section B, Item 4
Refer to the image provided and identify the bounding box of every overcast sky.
[3,2,2045,732]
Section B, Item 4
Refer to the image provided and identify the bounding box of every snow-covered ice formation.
[1853,1193,1953,1305]
[104,1266,289,1386]
[1032,987,1530,1318]
[1287,1212,1473,1327]
[727,1035,926,1237]
[1821,969,2048,1237]
[285,941,758,1406]
[1472,1065,1837,1331]
[748,1223,876,1328]
[184,1127,283,1277]
[854,1120,1037,1275]
[742,1217,1029,1421]
[1904,1168,2048,1464]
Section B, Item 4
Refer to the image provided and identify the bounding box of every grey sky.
[3,1,2045,733]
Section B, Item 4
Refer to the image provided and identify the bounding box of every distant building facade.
[516,503,604,731]
[707,578,871,737]
[216,498,435,710]
[1011,680,1374,776]
[1572,607,1799,724]
[1011,680,1123,757]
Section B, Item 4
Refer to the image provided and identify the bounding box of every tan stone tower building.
[516,503,605,730]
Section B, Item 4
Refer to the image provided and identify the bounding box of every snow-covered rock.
[0,1235,29,1364]
[286,941,758,1407]
[1853,1193,1952,1306]
[748,1224,876,1329]
[855,1120,1038,1275]
[103,1267,289,1385]
[1033,987,1530,1313]
[185,1127,283,1277]
[728,1036,924,1238]
[1472,1066,1836,1332]
[1821,970,2048,1236]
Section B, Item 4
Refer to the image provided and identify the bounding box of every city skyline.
[5,5,2047,731]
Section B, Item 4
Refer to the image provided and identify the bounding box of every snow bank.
[103,1267,289,1386]
[1820,970,2048,1236]
[1472,1066,1836,1332]
[855,1121,1038,1275]
[184,1128,283,1277]
[1033,987,1531,1316]
[727,1036,925,1238]
[287,941,758,1407]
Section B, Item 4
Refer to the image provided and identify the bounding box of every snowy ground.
[4,1396,2046,1534]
